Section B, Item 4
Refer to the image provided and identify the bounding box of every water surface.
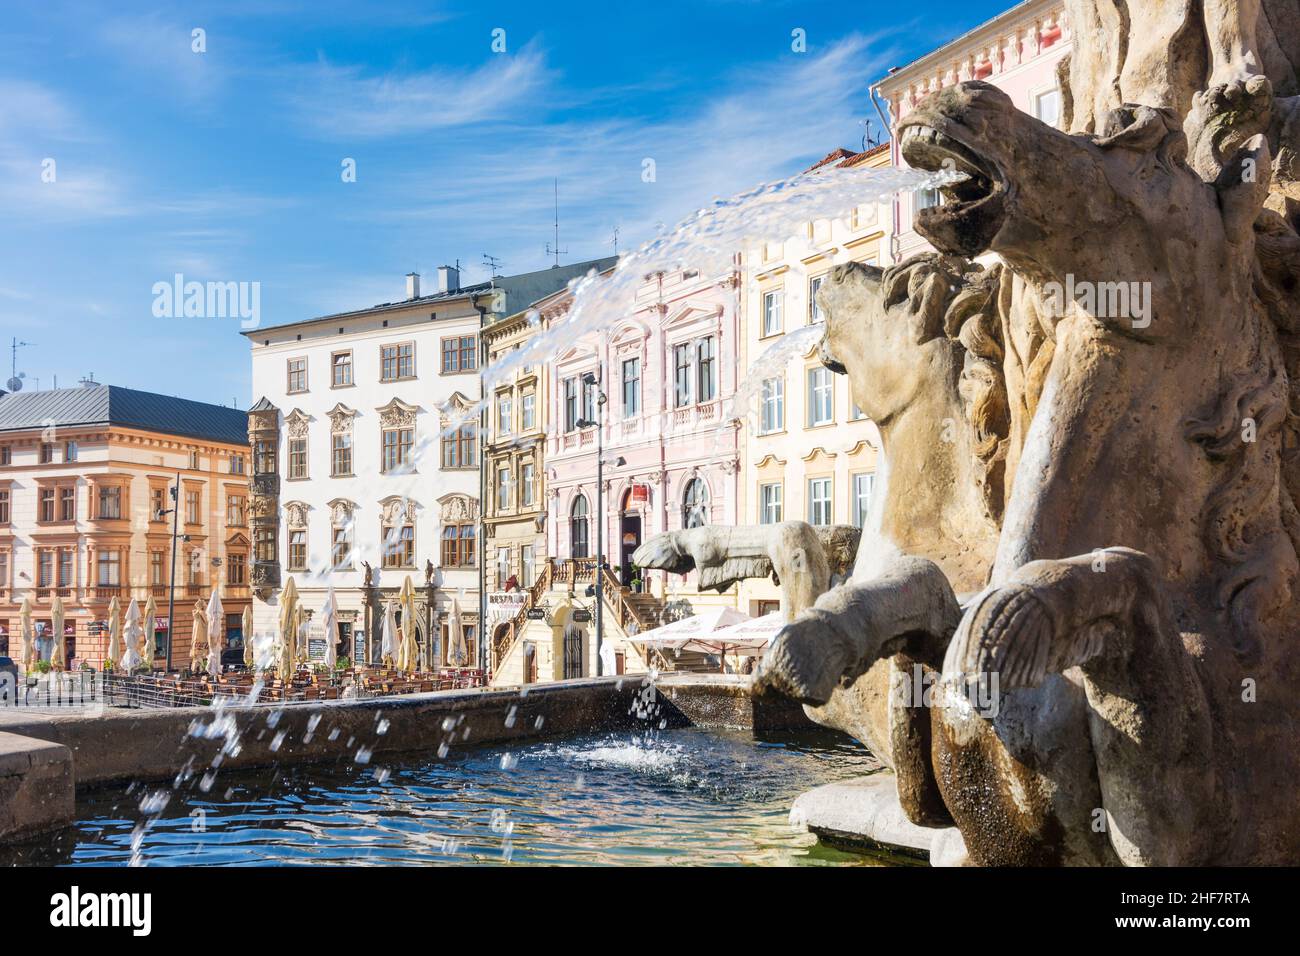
[6,727,902,866]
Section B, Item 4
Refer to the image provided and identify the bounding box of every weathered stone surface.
[0,732,74,841]
[789,773,952,858]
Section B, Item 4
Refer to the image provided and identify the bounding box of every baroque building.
[244,260,614,669]
[0,382,251,668]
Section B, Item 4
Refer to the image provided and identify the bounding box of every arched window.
[682,478,709,528]
[570,494,590,558]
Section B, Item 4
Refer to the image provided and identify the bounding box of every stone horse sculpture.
[647,0,1300,865]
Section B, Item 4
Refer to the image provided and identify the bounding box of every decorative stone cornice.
[376,397,420,429]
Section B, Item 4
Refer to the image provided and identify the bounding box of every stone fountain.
[636,0,1300,865]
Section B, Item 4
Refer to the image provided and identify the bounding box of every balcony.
[93,586,122,601]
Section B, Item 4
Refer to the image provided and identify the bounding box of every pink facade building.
[546,265,741,599]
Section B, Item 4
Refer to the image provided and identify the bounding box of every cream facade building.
[0,383,251,670]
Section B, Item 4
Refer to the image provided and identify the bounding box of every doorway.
[620,490,643,587]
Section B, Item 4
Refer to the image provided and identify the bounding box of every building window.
[187,550,204,586]
[64,440,78,462]
[760,482,783,524]
[0,446,9,465]
[497,393,513,437]
[59,486,75,521]
[151,487,165,520]
[809,274,826,324]
[496,465,512,509]
[287,357,308,393]
[39,488,55,523]
[185,489,201,524]
[227,494,246,526]
[227,553,247,585]
[762,290,783,336]
[332,350,353,387]
[520,462,535,508]
[38,550,54,588]
[0,489,9,524]
[382,427,414,473]
[229,453,246,475]
[254,439,277,475]
[441,423,477,468]
[254,526,276,563]
[188,450,200,470]
[496,547,510,589]
[563,378,579,431]
[570,495,590,558]
[1035,87,1061,127]
[97,550,121,587]
[850,402,867,421]
[381,342,415,381]
[97,485,123,519]
[40,443,54,464]
[58,549,73,588]
[441,335,478,373]
[288,436,308,479]
[852,473,875,528]
[332,526,352,570]
[673,343,693,408]
[441,524,474,567]
[331,433,352,476]
[622,358,641,417]
[383,522,416,568]
[683,478,710,528]
[521,545,535,588]
[807,367,834,426]
[150,550,164,586]
[521,390,536,430]
[916,187,942,211]
[697,337,717,402]
[288,529,307,571]
[808,477,832,526]
[760,377,785,433]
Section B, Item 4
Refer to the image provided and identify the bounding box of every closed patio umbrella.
[190,600,208,674]
[242,605,254,668]
[206,588,225,677]
[321,587,339,672]
[448,598,467,667]
[278,577,299,679]
[144,594,158,670]
[381,600,398,667]
[50,596,66,671]
[19,594,34,672]
[398,576,419,674]
[106,595,123,669]
[121,599,143,672]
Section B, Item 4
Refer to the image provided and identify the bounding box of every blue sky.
[0,0,1009,406]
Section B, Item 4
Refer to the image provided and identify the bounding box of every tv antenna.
[611,226,619,256]
[545,178,567,267]
[482,253,503,280]
[861,119,880,150]
[7,338,31,393]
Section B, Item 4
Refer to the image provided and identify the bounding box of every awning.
[627,606,767,655]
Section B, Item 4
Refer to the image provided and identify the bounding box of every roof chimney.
[406,272,421,300]
[437,264,460,293]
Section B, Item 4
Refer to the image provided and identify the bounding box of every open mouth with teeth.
[899,122,1008,257]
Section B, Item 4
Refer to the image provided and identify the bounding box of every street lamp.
[574,369,606,675]
[155,471,188,673]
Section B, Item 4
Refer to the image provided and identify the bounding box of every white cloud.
[288,41,553,138]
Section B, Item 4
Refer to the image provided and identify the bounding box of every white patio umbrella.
[190,600,209,674]
[381,600,399,667]
[398,576,419,674]
[206,588,225,677]
[626,606,757,671]
[106,595,123,669]
[19,593,34,672]
[50,595,67,670]
[694,612,782,671]
[448,598,467,667]
[278,577,299,679]
[242,605,254,668]
[121,599,143,672]
[321,586,339,672]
